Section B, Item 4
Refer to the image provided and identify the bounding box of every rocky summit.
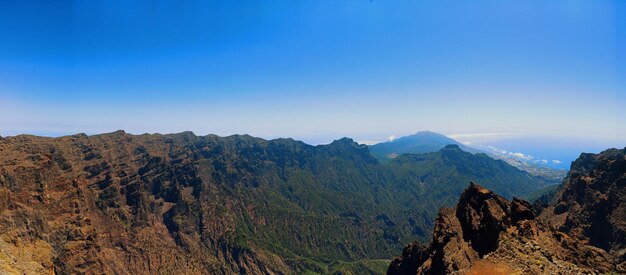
[541,147,626,271]
[388,182,620,274]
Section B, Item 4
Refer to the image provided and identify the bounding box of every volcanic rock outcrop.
[541,147,626,271]
[388,182,618,274]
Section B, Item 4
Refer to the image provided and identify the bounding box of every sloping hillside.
[0,131,550,273]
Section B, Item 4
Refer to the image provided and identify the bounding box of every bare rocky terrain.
[389,147,626,274]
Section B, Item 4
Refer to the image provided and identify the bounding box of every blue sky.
[1,0,624,147]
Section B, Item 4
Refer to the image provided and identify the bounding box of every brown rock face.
[0,132,290,274]
[388,182,617,275]
[455,183,512,256]
[544,147,626,271]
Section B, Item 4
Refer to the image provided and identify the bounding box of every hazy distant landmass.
[368,131,567,184]
[369,131,478,160]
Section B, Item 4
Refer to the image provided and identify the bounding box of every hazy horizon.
[2,128,622,171]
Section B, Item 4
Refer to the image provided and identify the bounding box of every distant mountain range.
[0,131,552,274]
[368,131,566,183]
[369,131,477,160]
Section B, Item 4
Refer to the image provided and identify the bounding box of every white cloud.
[388,135,396,142]
[357,140,380,145]
[510,152,533,160]
[552,160,562,164]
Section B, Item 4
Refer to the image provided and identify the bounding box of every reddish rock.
[389,182,618,274]
[545,147,626,271]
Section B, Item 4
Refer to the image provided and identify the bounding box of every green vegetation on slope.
[183,137,551,270]
[0,132,552,273]
[522,183,560,204]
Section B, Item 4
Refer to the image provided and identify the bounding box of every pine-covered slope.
[389,145,552,213]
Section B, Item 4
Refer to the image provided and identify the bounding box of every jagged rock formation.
[388,183,618,274]
[541,147,626,271]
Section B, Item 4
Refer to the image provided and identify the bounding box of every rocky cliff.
[0,132,290,274]
[541,147,626,271]
[388,182,619,274]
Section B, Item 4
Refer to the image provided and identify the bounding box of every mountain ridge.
[368,131,567,184]
[369,131,477,161]
[0,130,552,274]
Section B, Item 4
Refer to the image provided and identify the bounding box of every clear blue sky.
[1,0,624,145]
